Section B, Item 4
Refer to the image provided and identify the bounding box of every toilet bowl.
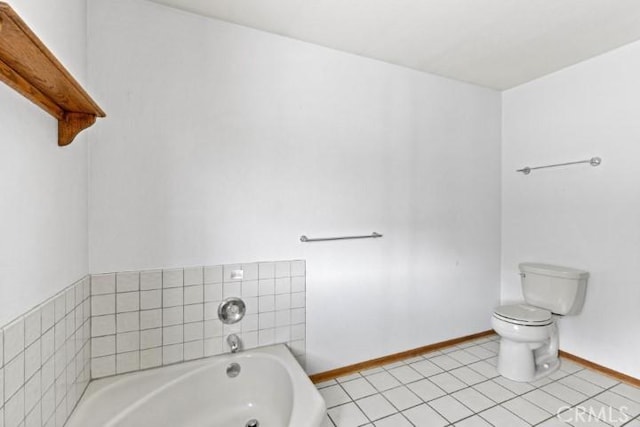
[492,263,588,383]
[491,304,559,382]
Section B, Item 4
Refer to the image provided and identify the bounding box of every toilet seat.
[493,304,552,326]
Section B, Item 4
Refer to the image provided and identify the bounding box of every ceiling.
[148,0,640,90]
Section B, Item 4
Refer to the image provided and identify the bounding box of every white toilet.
[492,263,589,382]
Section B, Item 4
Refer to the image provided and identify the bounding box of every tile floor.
[316,335,640,427]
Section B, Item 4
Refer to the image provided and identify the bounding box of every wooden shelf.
[0,2,105,146]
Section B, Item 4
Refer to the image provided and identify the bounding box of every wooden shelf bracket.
[0,2,105,146]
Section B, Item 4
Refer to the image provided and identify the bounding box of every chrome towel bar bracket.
[517,156,601,175]
[300,232,382,243]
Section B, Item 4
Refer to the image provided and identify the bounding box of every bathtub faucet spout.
[227,334,241,353]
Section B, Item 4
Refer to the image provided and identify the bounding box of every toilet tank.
[519,263,589,315]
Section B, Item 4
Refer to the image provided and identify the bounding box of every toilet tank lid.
[519,263,589,279]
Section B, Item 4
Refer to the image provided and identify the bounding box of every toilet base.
[496,334,560,382]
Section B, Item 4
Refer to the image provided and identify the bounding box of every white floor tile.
[429,372,468,393]
[387,365,423,384]
[559,375,604,397]
[356,394,396,421]
[473,380,516,403]
[542,382,589,405]
[430,354,463,370]
[429,395,474,423]
[336,373,362,383]
[328,402,369,427]
[409,359,444,377]
[366,371,401,392]
[594,390,640,418]
[402,403,448,427]
[480,405,530,427]
[502,396,552,424]
[407,378,447,402]
[450,366,487,385]
[611,384,640,404]
[451,387,495,413]
[454,415,493,426]
[522,389,571,414]
[320,384,352,408]
[342,378,377,400]
[382,386,422,411]
[575,370,619,389]
[373,413,413,427]
[467,360,499,379]
[316,379,338,389]
[494,376,535,395]
[448,350,481,365]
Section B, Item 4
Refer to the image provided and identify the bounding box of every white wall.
[502,41,640,378]
[87,0,501,373]
[0,0,89,326]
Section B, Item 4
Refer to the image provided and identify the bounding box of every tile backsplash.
[0,259,305,427]
[0,276,91,427]
[90,260,307,379]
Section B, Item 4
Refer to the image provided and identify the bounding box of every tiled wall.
[0,277,91,427]
[90,260,307,378]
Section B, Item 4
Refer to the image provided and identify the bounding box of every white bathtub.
[67,344,326,427]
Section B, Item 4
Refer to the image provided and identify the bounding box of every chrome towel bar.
[517,157,601,175]
[300,232,383,243]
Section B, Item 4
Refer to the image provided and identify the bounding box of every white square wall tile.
[5,352,24,400]
[184,267,203,286]
[41,300,55,333]
[258,295,275,312]
[92,355,115,378]
[140,290,162,310]
[204,265,223,284]
[92,335,116,358]
[275,261,290,278]
[117,331,140,353]
[204,337,222,357]
[24,340,41,380]
[140,329,162,350]
[242,281,259,297]
[275,294,291,311]
[162,269,183,288]
[258,262,275,279]
[24,309,41,347]
[184,340,204,361]
[92,294,116,316]
[140,309,162,330]
[275,278,291,294]
[223,282,241,298]
[163,325,183,345]
[242,263,258,281]
[163,288,183,307]
[291,260,305,277]
[291,292,306,308]
[116,292,140,313]
[116,272,140,293]
[184,322,204,342]
[140,348,162,369]
[184,285,204,305]
[162,344,183,365]
[163,307,183,326]
[223,264,242,282]
[291,277,306,293]
[140,270,162,290]
[184,304,204,323]
[117,351,140,374]
[4,317,25,362]
[92,273,116,295]
[204,283,223,302]
[258,279,275,296]
[117,312,139,333]
[5,387,25,427]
